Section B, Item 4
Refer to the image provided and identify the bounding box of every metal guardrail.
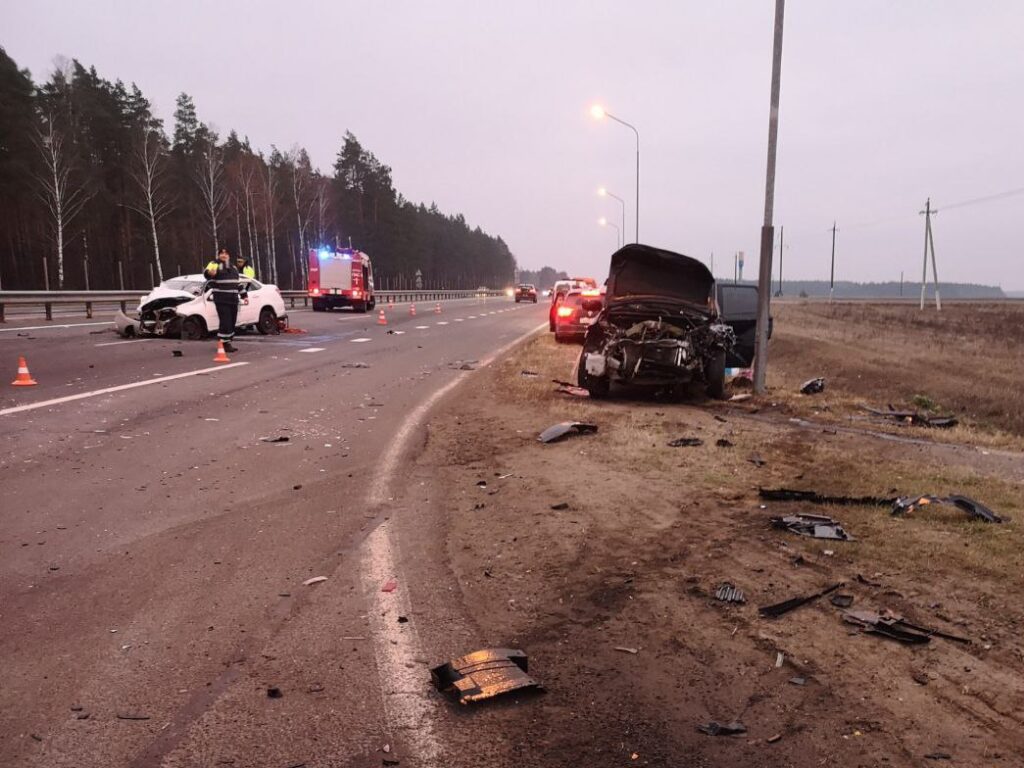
[0,288,508,322]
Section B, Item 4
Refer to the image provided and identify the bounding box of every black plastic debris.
[715,583,746,604]
[715,438,734,448]
[267,686,283,698]
[697,721,747,736]
[789,676,807,686]
[668,437,703,447]
[925,752,952,761]
[830,594,855,608]
[759,582,843,618]
[538,422,598,444]
[340,362,370,368]
[842,610,971,645]
[863,405,957,429]
[760,488,892,507]
[172,350,183,357]
[260,436,290,443]
[713,414,728,423]
[855,573,882,587]
[800,377,825,395]
[550,502,570,510]
[520,370,539,377]
[771,514,852,541]
[892,495,1004,523]
[430,648,542,704]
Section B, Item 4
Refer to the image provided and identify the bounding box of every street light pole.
[598,187,627,244]
[752,0,786,395]
[591,106,640,243]
[598,217,621,249]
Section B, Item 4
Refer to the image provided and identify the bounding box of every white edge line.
[350,338,372,343]
[94,338,155,347]
[0,362,249,416]
[0,321,113,333]
[299,347,326,352]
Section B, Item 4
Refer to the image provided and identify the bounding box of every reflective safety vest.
[204,262,242,304]
[241,265,255,279]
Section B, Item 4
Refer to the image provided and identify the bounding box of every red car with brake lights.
[514,284,538,303]
[554,289,604,343]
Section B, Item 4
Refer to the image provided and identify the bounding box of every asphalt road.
[0,297,547,767]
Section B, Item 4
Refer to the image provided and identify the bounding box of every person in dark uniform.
[203,248,246,352]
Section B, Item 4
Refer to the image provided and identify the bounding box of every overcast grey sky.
[5,1,1023,287]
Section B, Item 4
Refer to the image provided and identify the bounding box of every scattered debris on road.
[760,487,891,507]
[172,350,183,357]
[842,610,971,645]
[550,502,570,510]
[116,713,151,720]
[830,593,855,608]
[555,383,590,397]
[266,687,283,698]
[800,377,826,394]
[729,393,752,402]
[614,646,639,654]
[715,583,746,604]
[538,421,598,444]
[430,648,542,704]
[759,582,844,618]
[747,453,767,467]
[771,513,853,541]
[697,721,747,736]
[715,438,734,447]
[892,494,1004,523]
[302,576,328,586]
[260,436,290,443]
[862,405,957,429]
[381,579,398,593]
[668,437,703,447]
[340,362,370,368]
[520,370,539,377]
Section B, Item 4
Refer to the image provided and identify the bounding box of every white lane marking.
[94,338,156,347]
[454,318,463,322]
[435,321,448,326]
[363,320,546,764]
[350,338,371,343]
[0,362,250,417]
[299,347,326,353]
[389,330,405,335]
[0,321,113,333]
[467,315,476,319]
[414,325,429,330]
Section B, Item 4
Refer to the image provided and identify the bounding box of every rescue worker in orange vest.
[204,247,246,352]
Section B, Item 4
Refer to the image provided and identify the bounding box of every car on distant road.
[514,284,538,303]
[554,289,604,343]
[115,274,288,339]
[549,277,599,331]
[576,244,768,399]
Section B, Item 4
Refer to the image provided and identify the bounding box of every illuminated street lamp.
[598,216,621,249]
[590,104,640,243]
[597,187,626,244]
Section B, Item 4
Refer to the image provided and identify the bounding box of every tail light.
[310,288,321,296]
[556,306,575,318]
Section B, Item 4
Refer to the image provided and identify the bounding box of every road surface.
[0,297,547,767]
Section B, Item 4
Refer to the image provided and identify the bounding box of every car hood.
[606,244,714,308]
[139,286,199,311]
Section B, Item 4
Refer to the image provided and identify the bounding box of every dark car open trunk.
[606,244,715,308]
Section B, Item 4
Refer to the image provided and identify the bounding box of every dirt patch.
[415,326,1024,767]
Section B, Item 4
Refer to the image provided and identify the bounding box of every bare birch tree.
[33,115,92,289]
[314,174,332,247]
[261,152,281,283]
[127,127,173,282]
[194,137,228,256]
[287,149,315,287]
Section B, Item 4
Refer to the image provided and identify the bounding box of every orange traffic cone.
[11,356,37,386]
[213,341,231,363]
[377,308,388,326]
[387,296,394,308]
[434,302,441,314]
[409,303,416,317]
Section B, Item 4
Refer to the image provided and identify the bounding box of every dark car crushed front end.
[576,245,735,399]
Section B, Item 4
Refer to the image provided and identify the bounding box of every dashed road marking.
[350,338,372,343]
[436,321,448,326]
[94,338,156,347]
[414,325,429,330]
[299,347,326,352]
[0,362,250,417]
[454,318,463,322]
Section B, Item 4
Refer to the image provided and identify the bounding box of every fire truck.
[308,247,376,312]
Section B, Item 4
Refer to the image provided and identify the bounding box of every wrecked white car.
[577,245,750,399]
[115,275,288,339]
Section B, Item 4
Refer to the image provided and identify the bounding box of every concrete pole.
[920,198,930,310]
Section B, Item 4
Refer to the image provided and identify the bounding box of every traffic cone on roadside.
[377,308,388,326]
[434,302,441,314]
[11,356,37,386]
[213,341,231,363]
[387,296,394,309]
[409,303,416,317]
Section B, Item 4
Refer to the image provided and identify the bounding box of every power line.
[936,185,1024,212]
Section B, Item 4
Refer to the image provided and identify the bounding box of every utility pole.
[752,0,785,394]
[82,232,90,291]
[777,226,784,296]
[829,221,837,303]
[919,198,941,310]
[734,252,738,284]
[900,270,904,297]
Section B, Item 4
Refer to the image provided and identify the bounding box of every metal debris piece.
[697,721,747,736]
[830,594,855,608]
[771,514,852,541]
[713,414,728,423]
[668,437,703,447]
[759,582,843,619]
[430,648,542,704]
[843,610,971,645]
[260,436,290,443]
[789,676,807,686]
[759,488,892,506]
[538,421,598,444]
[863,405,957,429]
[555,384,590,397]
[892,495,1004,523]
[614,646,639,654]
[340,362,370,368]
[302,576,328,586]
[800,377,825,394]
[715,583,746,604]
[855,573,882,587]
[729,393,752,402]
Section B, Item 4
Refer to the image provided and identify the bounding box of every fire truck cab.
[308,248,376,312]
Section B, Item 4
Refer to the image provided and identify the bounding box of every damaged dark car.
[576,244,759,399]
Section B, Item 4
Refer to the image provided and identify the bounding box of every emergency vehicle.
[308,247,376,312]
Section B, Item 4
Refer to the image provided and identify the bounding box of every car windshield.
[161,278,204,294]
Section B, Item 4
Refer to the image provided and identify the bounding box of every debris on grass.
[862,405,957,429]
[759,488,891,506]
[800,377,826,395]
[668,437,703,447]
[538,421,598,444]
[892,495,1004,523]
[697,721,747,736]
[550,502,570,510]
[830,594,855,608]
[614,646,639,654]
[520,370,539,377]
[430,648,542,704]
[555,384,590,397]
[715,438,734,447]
[842,610,971,645]
[771,513,853,541]
[747,453,767,467]
[759,582,844,618]
[715,583,746,604]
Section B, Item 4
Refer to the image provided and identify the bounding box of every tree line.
[0,48,518,291]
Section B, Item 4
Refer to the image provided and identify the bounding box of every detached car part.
[430,648,542,704]
[771,513,853,541]
[759,582,843,619]
[538,421,598,444]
